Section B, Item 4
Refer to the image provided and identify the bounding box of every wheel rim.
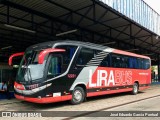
[73,90,82,102]
[134,84,138,93]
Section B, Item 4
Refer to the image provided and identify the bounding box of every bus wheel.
[132,82,139,95]
[71,87,85,105]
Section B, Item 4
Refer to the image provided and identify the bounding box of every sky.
[143,0,160,14]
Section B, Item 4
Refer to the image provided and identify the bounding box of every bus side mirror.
[9,52,24,66]
[38,48,66,64]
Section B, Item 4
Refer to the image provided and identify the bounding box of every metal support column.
[158,56,160,82]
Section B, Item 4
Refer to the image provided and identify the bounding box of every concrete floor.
[0,85,160,120]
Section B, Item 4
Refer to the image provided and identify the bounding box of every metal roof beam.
[138,36,151,46]
[123,35,152,41]
[135,35,152,39]
[57,4,93,18]
[97,28,110,33]
[133,28,143,37]
[97,9,109,21]
[1,0,159,54]
[153,44,160,52]
[85,16,121,28]
[0,12,66,36]
[76,6,93,26]
[45,0,158,50]
[101,16,121,23]
[92,0,96,21]
[0,21,53,41]
[38,20,50,26]
[152,36,160,47]
[115,26,129,39]
[0,1,109,38]
[0,23,58,43]
[1,0,59,24]
[97,24,130,33]
[7,5,9,24]
[113,24,131,29]
[11,13,30,24]
[56,14,72,32]
[92,0,157,36]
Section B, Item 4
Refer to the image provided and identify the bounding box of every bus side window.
[138,58,143,69]
[77,57,83,65]
[129,57,132,68]
[114,55,120,68]
[121,56,128,68]
[144,59,150,69]
[129,57,137,69]
[141,59,146,69]
[133,58,137,69]
[47,55,62,77]
[75,47,94,67]
[111,54,115,67]
[55,45,77,65]
[100,53,110,67]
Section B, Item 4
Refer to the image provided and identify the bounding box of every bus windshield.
[17,50,47,82]
[16,45,78,83]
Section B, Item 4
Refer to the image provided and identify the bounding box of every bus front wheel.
[70,87,85,105]
[132,82,139,95]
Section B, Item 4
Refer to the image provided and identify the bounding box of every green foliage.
[151,66,157,72]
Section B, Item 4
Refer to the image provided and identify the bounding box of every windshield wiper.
[28,68,32,83]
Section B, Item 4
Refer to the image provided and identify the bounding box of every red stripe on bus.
[38,48,66,64]
[87,86,150,97]
[15,94,72,104]
[87,88,132,97]
[113,49,150,59]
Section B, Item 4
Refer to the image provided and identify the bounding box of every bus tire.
[132,82,139,95]
[70,87,85,105]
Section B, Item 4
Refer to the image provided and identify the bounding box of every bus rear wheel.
[132,82,139,95]
[70,87,85,105]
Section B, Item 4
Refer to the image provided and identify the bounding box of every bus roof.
[27,40,150,59]
[113,49,150,59]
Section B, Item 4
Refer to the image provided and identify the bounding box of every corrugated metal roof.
[0,0,159,61]
[100,0,160,36]
[9,0,92,17]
